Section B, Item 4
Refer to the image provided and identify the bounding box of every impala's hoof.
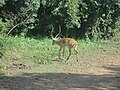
[77,59,79,63]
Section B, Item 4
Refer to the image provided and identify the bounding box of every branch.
[7,14,31,35]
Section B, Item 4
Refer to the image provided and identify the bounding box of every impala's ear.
[57,37,61,40]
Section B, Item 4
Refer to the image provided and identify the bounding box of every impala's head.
[51,25,61,45]
[52,37,61,45]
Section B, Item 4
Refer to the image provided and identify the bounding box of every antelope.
[50,25,78,62]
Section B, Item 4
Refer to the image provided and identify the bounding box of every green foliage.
[0,18,13,57]
[3,36,58,64]
[0,18,13,34]
[0,0,120,40]
[37,0,120,40]
[65,0,80,28]
[0,0,40,35]
[114,16,120,32]
[89,0,120,40]
[0,0,5,7]
[0,63,8,70]
[78,0,120,40]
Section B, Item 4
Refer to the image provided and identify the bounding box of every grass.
[3,36,56,64]
[0,35,120,74]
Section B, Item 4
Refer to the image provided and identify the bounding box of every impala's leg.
[66,47,71,62]
[74,45,78,62]
[59,46,62,59]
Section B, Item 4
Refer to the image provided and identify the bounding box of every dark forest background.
[0,0,120,40]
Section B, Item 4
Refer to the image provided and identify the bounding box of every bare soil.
[0,45,120,90]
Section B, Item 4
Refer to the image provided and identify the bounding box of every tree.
[0,0,40,36]
[0,0,120,40]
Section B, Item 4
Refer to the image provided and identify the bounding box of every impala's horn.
[55,25,61,38]
[50,25,54,39]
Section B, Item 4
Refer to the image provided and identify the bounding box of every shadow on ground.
[0,65,120,90]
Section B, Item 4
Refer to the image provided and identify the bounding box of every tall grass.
[1,35,120,67]
[2,36,59,65]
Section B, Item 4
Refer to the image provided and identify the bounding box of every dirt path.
[0,54,120,90]
[54,54,120,90]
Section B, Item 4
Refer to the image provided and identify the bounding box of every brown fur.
[52,38,78,62]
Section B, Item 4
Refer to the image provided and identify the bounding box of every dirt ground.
[0,48,120,90]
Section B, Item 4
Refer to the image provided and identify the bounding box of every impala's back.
[62,38,77,48]
[50,25,78,62]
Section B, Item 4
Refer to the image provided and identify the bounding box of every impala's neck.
[54,39,61,45]
[52,39,62,46]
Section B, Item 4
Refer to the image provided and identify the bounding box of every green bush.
[0,0,120,40]
[2,36,57,65]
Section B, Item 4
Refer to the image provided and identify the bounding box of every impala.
[51,25,78,62]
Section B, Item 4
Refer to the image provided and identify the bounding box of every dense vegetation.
[0,0,120,38]
[0,0,120,60]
